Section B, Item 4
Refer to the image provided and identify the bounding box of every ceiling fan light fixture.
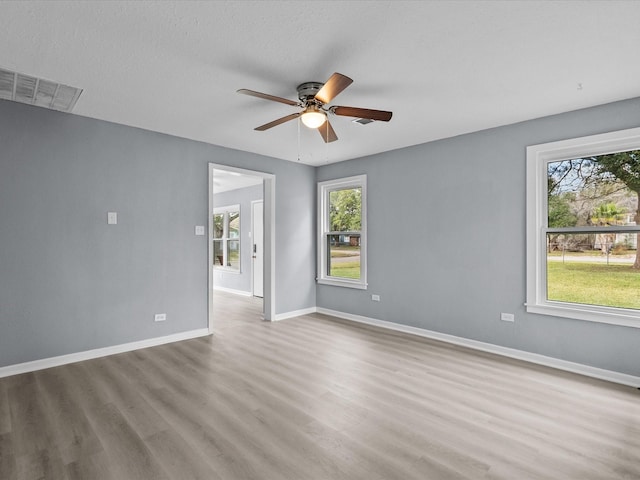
[300,107,327,129]
[237,72,392,143]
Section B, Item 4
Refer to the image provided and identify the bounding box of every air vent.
[352,117,375,125]
[0,67,82,112]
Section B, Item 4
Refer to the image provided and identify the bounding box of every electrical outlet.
[107,212,117,225]
[371,294,381,302]
[154,313,167,322]
[195,225,205,236]
[500,312,515,322]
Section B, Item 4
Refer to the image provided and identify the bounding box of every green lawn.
[547,261,640,309]
[330,261,360,279]
[329,245,361,278]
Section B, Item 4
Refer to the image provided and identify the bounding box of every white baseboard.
[316,307,640,388]
[274,306,318,321]
[4,306,638,388]
[0,328,210,379]
[213,286,253,297]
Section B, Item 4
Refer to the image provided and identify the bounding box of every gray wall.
[213,184,263,294]
[3,93,640,378]
[316,97,640,377]
[0,99,316,367]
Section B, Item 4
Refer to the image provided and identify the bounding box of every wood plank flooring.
[1,290,639,479]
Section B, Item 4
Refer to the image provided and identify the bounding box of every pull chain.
[325,119,329,163]
[297,116,301,162]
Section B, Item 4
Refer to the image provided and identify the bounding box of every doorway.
[208,164,275,332]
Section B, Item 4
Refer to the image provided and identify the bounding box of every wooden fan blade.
[314,73,353,104]
[237,89,299,106]
[332,106,393,122]
[255,113,300,131]
[318,119,338,143]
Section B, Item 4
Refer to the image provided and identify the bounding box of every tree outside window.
[318,175,367,289]
[213,205,240,271]
[328,187,362,279]
[527,128,640,328]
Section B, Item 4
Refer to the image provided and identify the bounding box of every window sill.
[526,302,640,329]
[213,267,241,274]
[317,278,368,290]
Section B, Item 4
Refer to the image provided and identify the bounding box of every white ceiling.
[1,1,639,166]
[213,168,262,194]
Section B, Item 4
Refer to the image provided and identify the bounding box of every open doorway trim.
[250,199,264,298]
[208,163,276,332]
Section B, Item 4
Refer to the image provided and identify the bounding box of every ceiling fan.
[237,72,392,143]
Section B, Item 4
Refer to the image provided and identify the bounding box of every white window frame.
[213,204,241,273]
[526,126,640,329]
[317,175,367,289]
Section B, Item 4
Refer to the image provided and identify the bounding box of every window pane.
[227,239,240,270]
[327,234,360,279]
[547,151,640,228]
[329,187,361,232]
[228,212,240,238]
[318,175,366,289]
[213,240,223,266]
[547,232,640,309]
[214,214,224,238]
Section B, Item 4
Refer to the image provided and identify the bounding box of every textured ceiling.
[1,1,640,166]
[213,168,262,194]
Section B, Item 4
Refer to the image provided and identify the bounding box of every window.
[213,204,240,272]
[526,127,640,328]
[317,175,367,289]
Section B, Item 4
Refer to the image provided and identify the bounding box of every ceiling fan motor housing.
[297,82,324,104]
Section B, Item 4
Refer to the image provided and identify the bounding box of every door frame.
[250,199,264,298]
[208,163,275,332]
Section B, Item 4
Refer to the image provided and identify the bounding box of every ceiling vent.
[352,117,375,125]
[0,67,82,113]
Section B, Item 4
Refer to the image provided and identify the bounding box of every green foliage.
[547,150,640,267]
[214,213,224,238]
[214,211,240,239]
[592,150,640,193]
[548,192,578,228]
[329,188,361,231]
[591,202,626,226]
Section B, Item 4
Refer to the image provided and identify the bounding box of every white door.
[252,200,264,298]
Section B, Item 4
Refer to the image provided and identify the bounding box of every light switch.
[107,212,117,225]
[195,225,205,236]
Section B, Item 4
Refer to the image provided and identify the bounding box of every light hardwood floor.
[1,291,639,479]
